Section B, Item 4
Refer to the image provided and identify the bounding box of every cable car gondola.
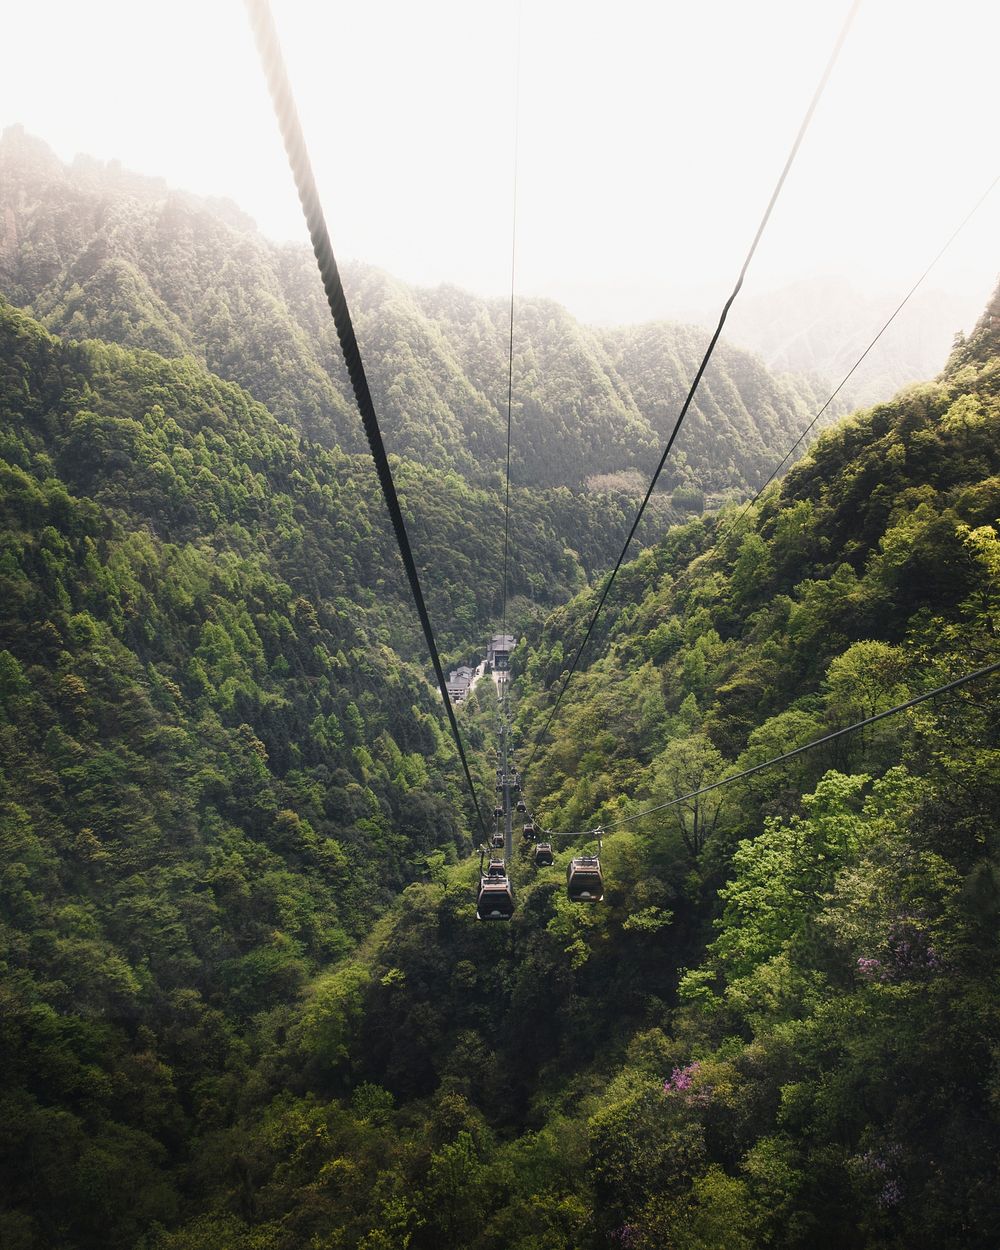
[477,860,514,921]
[522,820,536,839]
[567,854,603,902]
[534,842,554,867]
[516,800,526,813]
[491,830,505,849]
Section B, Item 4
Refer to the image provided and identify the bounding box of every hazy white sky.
[3,1,999,326]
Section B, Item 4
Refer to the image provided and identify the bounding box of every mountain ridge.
[0,125,836,498]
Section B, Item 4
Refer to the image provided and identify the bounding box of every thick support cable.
[524,0,861,772]
[502,712,513,861]
[245,0,487,838]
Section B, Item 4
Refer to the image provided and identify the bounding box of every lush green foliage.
[160,301,996,1250]
[3,131,1000,1250]
[1,126,826,494]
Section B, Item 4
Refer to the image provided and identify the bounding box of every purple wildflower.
[855,1145,904,1208]
[662,1061,712,1106]
[663,1061,701,1093]
[859,919,942,983]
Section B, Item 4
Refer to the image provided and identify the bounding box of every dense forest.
[0,126,829,496]
[1,127,998,1250]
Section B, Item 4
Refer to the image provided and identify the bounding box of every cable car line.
[534,658,1000,842]
[516,173,998,807]
[243,2,988,918]
[501,9,521,653]
[561,166,1000,662]
[523,0,861,773]
[703,168,1000,569]
[245,0,487,839]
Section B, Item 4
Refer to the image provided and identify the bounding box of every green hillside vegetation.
[2,128,999,1250]
[1,274,992,1246]
[0,294,663,1247]
[207,301,993,1249]
[0,126,830,496]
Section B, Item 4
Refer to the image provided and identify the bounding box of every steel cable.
[245,0,487,838]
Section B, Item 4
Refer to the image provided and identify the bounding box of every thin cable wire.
[524,0,861,773]
[245,0,487,838]
[588,168,1000,641]
[527,166,997,833]
[501,6,521,653]
[704,169,1000,565]
[538,658,1000,840]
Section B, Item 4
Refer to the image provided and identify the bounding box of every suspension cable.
[524,166,997,834]
[523,0,861,773]
[537,658,1000,841]
[245,0,487,838]
[501,6,521,652]
[585,168,1000,647]
[704,169,1000,565]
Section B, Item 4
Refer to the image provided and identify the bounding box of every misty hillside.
[0,125,830,499]
[711,275,985,407]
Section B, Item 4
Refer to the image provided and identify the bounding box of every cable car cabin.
[495,782,504,793]
[516,800,526,813]
[493,805,504,819]
[476,871,514,921]
[567,854,604,902]
[522,820,536,839]
[491,830,505,849]
[534,842,554,867]
[511,781,521,793]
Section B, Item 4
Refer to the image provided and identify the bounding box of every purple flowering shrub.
[609,1225,639,1247]
[856,916,941,982]
[663,1062,700,1093]
[853,1144,904,1209]
[663,1061,712,1106]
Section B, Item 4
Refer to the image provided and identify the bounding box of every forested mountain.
[20,282,984,1250]
[0,125,829,496]
[0,294,658,1246]
[3,121,999,1250]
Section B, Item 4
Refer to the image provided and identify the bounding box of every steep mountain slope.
[0,125,828,496]
[103,288,1000,1250]
[3,128,998,1250]
[0,301,470,1248]
[598,321,824,498]
[0,298,658,1247]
